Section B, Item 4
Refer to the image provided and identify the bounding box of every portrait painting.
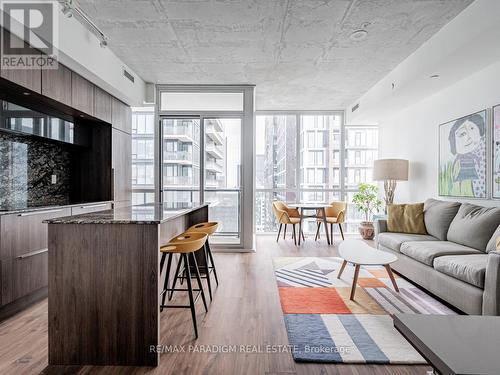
[439,110,487,198]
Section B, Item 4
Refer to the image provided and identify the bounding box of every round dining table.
[287,203,332,245]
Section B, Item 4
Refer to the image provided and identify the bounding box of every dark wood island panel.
[47,203,208,367]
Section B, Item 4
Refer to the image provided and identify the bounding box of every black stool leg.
[203,243,213,301]
[160,253,173,311]
[184,253,198,339]
[191,253,208,312]
[206,240,219,286]
[160,252,166,272]
[169,254,183,301]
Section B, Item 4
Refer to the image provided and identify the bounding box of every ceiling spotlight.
[349,29,368,42]
[100,37,108,48]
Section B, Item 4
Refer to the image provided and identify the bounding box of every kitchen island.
[45,202,208,367]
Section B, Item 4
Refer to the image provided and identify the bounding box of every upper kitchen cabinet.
[111,97,132,134]
[41,63,72,106]
[94,86,112,123]
[0,30,42,94]
[71,72,95,116]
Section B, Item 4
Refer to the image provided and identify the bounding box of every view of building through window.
[132,108,242,244]
[133,109,378,236]
[255,113,378,234]
[131,107,155,205]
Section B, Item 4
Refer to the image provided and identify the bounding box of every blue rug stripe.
[284,314,343,362]
[338,315,389,363]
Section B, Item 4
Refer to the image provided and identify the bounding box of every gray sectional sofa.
[375,199,500,315]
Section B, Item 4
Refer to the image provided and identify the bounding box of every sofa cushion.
[377,232,438,252]
[423,199,461,241]
[387,203,427,234]
[433,254,488,288]
[447,203,500,251]
[486,225,500,253]
[400,241,481,266]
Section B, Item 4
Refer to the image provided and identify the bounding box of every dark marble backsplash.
[0,132,71,209]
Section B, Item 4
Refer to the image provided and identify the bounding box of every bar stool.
[159,232,208,339]
[171,222,219,301]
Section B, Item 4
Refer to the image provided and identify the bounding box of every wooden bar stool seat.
[159,232,208,339]
[174,221,219,301]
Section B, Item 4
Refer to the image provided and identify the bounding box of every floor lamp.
[373,159,409,208]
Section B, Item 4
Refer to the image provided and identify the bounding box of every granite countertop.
[44,202,208,225]
[0,201,113,216]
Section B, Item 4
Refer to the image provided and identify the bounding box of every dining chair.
[315,201,347,243]
[272,201,304,245]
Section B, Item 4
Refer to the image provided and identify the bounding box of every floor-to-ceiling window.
[157,86,254,250]
[255,112,378,235]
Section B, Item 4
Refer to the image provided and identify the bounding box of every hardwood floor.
[0,234,431,375]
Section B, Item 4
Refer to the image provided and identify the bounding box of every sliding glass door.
[157,85,254,251]
[160,116,243,245]
[203,118,242,244]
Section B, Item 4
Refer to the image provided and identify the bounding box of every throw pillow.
[423,199,461,240]
[448,203,500,251]
[387,203,427,235]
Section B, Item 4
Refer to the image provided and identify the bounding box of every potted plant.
[352,183,382,240]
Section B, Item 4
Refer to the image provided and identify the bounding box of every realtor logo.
[1,0,59,69]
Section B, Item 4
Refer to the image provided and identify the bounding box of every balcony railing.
[205,143,224,158]
[205,123,224,145]
[206,160,223,173]
[163,176,194,186]
[163,126,194,141]
[163,150,193,162]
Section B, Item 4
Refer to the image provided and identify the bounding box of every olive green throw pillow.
[387,203,427,235]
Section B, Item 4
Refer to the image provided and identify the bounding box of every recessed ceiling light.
[79,114,85,118]
[350,29,368,42]
[430,74,440,78]
[22,92,30,96]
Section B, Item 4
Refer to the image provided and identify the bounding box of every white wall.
[378,59,500,207]
[347,0,500,207]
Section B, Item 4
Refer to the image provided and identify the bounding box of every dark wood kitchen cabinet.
[41,63,72,106]
[112,128,132,204]
[112,97,132,134]
[94,86,112,123]
[0,208,71,260]
[1,251,48,306]
[0,207,71,310]
[0,30,42,93]
[71,72,95,116]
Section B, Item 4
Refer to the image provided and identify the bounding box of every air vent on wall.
[123,68,135,83]
[351,103,360,112]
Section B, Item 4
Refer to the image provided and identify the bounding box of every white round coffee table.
[338,239,399,300]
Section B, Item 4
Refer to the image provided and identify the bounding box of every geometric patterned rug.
[273,257,457,364]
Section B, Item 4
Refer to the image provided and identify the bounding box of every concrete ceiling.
[75,0,473,110]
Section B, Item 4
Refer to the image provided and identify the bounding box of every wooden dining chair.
[272,201,304,245]
[315,201,347,243]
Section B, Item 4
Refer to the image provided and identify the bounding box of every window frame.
[255,111,379,234]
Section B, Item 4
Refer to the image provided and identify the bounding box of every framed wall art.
[439,110,487,198]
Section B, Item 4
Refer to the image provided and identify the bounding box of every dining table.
[287,203,332,245]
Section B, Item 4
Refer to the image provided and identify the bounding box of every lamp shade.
[373,159,409,181]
